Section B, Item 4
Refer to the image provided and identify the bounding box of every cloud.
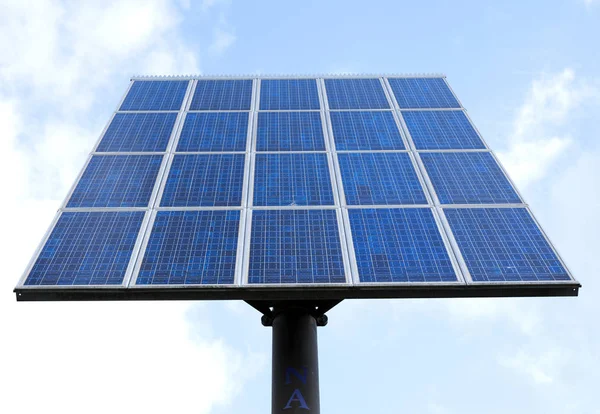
[499,347,568,384]
[0,2,254,413]
[497,69,593,188]
[210,27,237,55]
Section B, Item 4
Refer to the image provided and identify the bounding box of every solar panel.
[260,79,320,110]
[256,112,325,151]
[248,209,346,284]
[67,155,163,208]
[402,110,485,150]
[388,78,460,109]
[136,210,240,285]
[119,80,189,111]
[24,211,144,286]
[16,75,578,301]
[190,79,253,110]
[329,111,405,150]
[160,154,245,207]
[348,208,457,283]
[444,208,570,282]
[325,78,390,109]
[96,113,177,152]
[337,153,427,205]
[253,153,334,206]
[177,112,249,152]
[420,152,521,204]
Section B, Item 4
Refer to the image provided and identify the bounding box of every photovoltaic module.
[15,75,579,301]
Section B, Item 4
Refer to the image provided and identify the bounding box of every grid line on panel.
[402,110,485,150]
[190,79,253,110]
[388,78,460,109]
[329,111,405,151]
[337,153,427,205]
[444,208,571,282]
[259,79,320,110]
[420,152,522,204]
[137,210,240,285]
[176,112,249,152]
[160,154,245,207]
[324,78,390,110]
[256,111,326,151]
[120,80,189,111]
[348,208,457,283]
[67,155,163,208]
[253,153,335,206]
[24,211,145,286]
[96,113,178,153]
[248,209,346,284]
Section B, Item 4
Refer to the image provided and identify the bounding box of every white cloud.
[500,347,568,384]
[497,69,593,188]
[0,2,254,413]
[210,27,237,55]
[444,299,543,336]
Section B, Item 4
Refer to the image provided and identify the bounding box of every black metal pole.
[271,307,320,413]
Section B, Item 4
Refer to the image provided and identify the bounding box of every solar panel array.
[17,75,576,298]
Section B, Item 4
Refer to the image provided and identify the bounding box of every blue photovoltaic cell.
[260,79,320,110]
[348,208,457,283]
[119,80,189,111]
[338,153,427,205]
[420,152,521,204]
[177,112,249,152]
[67,155,163,208]
[96,113,177,152]
[329,111,404,150]
[388,78,460,109]
[160,154,245,207]
[325,78,390,110]
[445,208,570,282]
[253,153,334,206]
[190,79,253,110]
[248,210,346,284]
[256,112,325,151]
[25,211,144,286]
[136,210,240,285]
[402,111,485,150]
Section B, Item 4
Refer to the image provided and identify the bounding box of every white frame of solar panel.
[16,74,577,292]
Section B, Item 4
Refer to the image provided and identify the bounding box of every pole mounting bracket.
[245,300,342,327]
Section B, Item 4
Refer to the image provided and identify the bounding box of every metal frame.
[15,75,580,300]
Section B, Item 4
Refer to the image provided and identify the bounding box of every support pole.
[271,307,320,413]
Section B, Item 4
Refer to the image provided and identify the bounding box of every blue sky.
[1,0,599,413]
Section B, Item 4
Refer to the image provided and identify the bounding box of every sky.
[0,0,599,412]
